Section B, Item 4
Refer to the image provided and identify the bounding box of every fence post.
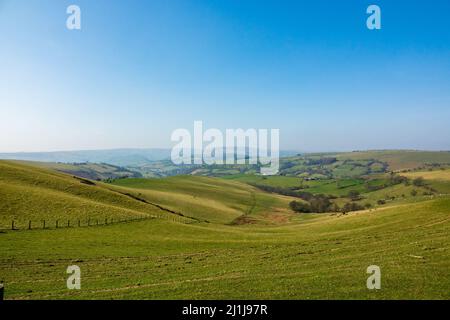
[11,220,15,230]
[0,281,4,301]
[78,220,81,227]
[88,218,90,226]
[56,220,59,228]
[96,220,98,226]
[111,218,114,224]
[105,218,107,225]
[43,220,46,229]
[28,221,31,230]
[68,220,70,227]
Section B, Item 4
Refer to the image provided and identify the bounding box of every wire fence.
[0,213,197,232]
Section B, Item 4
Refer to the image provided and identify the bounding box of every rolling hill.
[0,193,448,299]
[0,158,449,299]
[0,160,293,228]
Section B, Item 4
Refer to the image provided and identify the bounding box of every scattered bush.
[342,202,364,213]
[413,177,425,187]
[348,190,361,201]
[289,201,311,213]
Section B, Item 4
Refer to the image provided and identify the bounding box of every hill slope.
[336,150,450,171]
[0,161,293,228]
[0,196,448,299]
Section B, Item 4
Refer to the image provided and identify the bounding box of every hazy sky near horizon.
[1,0,449,153]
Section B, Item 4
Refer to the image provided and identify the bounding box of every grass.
[0,161,293,227]
[0,197,448,299]
[110,176,293,224]
[0,161,168,228]
[304,179,367,196]
[336,150,450,171]
[223,174,303,188]
[0,160,449,299]
[16,160,141,180]
[401,168,450,194]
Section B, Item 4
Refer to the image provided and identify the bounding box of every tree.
[411,189,418,197]
[342,202,364,213]
[309,196,332,213]
[413,177,425,187]
[348,190,361,201]
[289,201,311,213]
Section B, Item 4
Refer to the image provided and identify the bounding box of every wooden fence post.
[43,220,46,229]
[78,220,81,227]
[68,220,70,227]
[0,281,4,301]
[56,220,59,228]
[11,220,15,230]
[88,218,90,226]
[28,221,31,230]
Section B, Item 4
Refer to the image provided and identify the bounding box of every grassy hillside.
[0,196,448,299]
[0,161,179,229]
[401,168,450,194]
[0,160,448,299]
[110,176,294,224]
[16,160,142,180]
[336,150,450,171]
[0,161,293,228]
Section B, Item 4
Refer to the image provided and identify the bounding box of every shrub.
[413,177,425,187]
[289,201,311,213]
[342,202,364,213]
[348,190,361,201]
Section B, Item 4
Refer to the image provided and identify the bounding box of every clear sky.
[1,0,449,152]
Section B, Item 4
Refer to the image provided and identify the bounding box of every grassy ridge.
[0,161,172,228]
[336,150,450,171]
[0,161,293,227]
[110,176,294,224]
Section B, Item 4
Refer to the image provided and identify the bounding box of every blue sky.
[0,0,449,152]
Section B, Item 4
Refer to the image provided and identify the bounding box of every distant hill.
[0,148,171,166]
[0,148,300,168]
[14,161,143,181]
[335,150,450,171]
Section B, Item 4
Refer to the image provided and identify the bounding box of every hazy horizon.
[1,147,449,155]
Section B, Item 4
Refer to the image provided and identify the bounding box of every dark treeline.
[251,183,337,213]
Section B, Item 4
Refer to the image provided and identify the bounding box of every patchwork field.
[336,150,450,171]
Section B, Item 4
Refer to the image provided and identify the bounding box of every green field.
[0,158,449,299]
[336,150,450,171]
